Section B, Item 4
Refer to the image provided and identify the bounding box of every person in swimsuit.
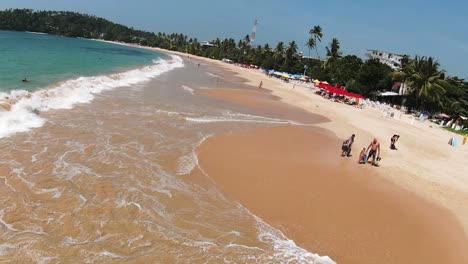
[341,134,355,157]
[358,146,367,164]
[390,134,400,150]
[366,138,381,166]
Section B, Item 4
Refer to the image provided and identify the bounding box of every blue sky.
[1,0,467,77]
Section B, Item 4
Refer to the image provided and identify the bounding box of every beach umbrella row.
[264,70,310,80]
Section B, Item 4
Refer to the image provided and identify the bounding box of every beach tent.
[438,113,450,119]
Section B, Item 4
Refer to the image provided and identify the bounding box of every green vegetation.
[0,8,466,120]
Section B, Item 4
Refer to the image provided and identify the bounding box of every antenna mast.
[250,18,258,47]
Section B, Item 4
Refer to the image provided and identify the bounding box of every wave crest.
[0,55,184,138]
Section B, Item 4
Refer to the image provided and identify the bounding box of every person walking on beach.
[258,81,263,89]
[366,138,381,166]
[390,134,400,150]
[341,134,355,157]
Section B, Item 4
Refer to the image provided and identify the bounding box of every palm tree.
[306,38,315,59]
[274,41,285,63]
[406,56,447,109]
[287,41,298,56]
[309,25,323,60]
[326,38,342,59]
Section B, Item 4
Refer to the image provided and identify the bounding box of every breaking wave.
[0,55,184,138]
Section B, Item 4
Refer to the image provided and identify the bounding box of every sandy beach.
[44,40,468,262]
[197,125,468,263]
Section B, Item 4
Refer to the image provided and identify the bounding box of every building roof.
[367,49,405,57]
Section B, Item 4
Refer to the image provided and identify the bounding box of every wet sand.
[197,124,468,264]
[197,88,329,124]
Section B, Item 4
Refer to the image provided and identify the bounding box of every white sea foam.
[182,85,194,95]
[207,72,223,79]
[0,209,19,232]
[0,55,184,139]
[25,31,48,35]
[254,214,336,264]
[176,153,198,175]
[97,251,126,259]
[176,134,211,176]
[0,243,15,256]
[185,112,307,126]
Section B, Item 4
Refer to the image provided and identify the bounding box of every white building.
[366,49,404,70]
[201,41,215,47]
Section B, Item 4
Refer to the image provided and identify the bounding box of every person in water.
[22,78,30,83]
[366,138,381,166]
[341,134,355,157]
[390,134,400,150]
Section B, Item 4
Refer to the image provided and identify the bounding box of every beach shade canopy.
[380,91,400,96]
[347,91,365,99]
[437,113,450,119]
[313,79,320,83]
[460,115,468,120]
[322,81,329,85]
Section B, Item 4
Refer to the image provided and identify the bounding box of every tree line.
[0,8,466,118]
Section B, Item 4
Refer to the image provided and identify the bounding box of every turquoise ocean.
[0,30,166,92]
[0,30,183,138]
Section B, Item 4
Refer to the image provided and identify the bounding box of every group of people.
[341,134,399,166]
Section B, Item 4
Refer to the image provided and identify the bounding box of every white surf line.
[207,72,223,79]
[181,85,194,95]
[184,116,314,126]
[0,55,184,139]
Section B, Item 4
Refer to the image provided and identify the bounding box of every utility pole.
[250,18,258,47]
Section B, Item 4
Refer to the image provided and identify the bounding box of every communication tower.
[250,18,258,47]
